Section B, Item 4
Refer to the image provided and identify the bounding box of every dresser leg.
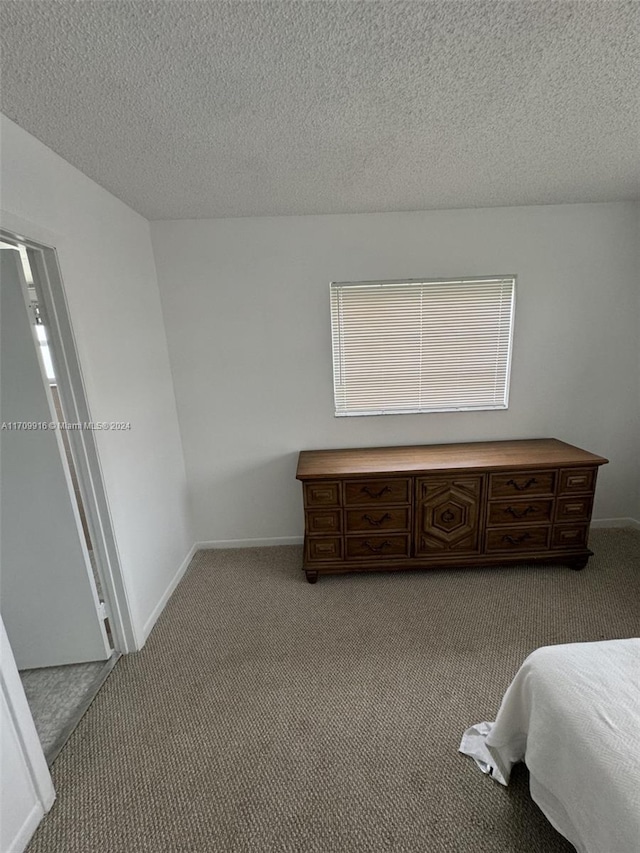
[568,555,589,571]
[305,570,319,584]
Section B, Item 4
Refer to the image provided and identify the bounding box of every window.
[330,276,516,416]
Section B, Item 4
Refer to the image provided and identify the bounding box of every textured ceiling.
[1,1,638,220]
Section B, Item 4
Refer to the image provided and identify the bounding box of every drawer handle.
[363,513,392,527]
[506,477,538,491]
[506,505,536,519]
[362,485,393,499]
[503,533,532,546]
[362,539,392,553]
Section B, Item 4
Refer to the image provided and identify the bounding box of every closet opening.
[0,229,132,763]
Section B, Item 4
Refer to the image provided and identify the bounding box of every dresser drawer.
[344,478,410,506]
[306,537,343,562]
[487,499,553,526]
[551,525,588,549]
[306,509,342,535]
[558,468,596,495]
[304,481,341,508]
[555,496,593,523]
[345,507,410,533]
[489,471,556,499]
[345,534,410,560]
[485,526,551,553]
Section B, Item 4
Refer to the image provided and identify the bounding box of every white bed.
[460,638,640,853]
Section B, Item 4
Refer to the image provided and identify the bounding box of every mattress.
[460,638,640,853]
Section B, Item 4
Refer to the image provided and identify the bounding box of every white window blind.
[330,276,516,416]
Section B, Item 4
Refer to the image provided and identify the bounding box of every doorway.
[0,230,130,763]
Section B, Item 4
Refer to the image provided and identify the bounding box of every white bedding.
[460,639,640,853]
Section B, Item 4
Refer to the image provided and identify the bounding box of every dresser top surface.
[296,438,608,480]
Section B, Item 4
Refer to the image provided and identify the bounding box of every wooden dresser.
[296,439,608,583]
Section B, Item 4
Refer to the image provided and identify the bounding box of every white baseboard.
[141,543,198,645]
[591,517,640,530]
[196,536,304,549]
[198,524,640,546]
[7,802,45,853]
[140,522,637,645]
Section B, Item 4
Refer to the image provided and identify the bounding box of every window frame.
[329,275,517,417]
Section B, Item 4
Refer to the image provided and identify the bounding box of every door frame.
[1,216,137,654]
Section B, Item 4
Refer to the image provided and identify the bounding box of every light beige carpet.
[29,528,639,852]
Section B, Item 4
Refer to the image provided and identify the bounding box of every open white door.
[0,248,111,669]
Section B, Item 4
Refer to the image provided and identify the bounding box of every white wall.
[151,202,640,542]
[0,115,193,644]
